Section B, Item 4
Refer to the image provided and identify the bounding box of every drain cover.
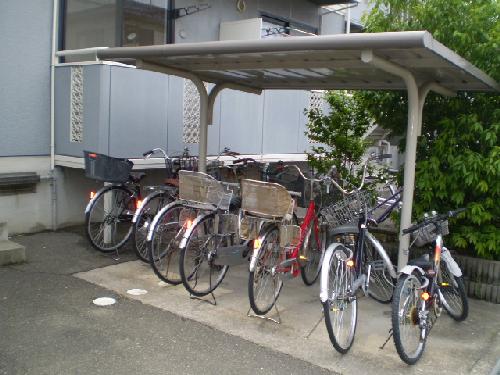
[93,297,116,306]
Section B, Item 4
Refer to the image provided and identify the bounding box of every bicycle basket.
[241,179,294,219]
[178,170,233,210]
[83,151,133,183]
[411,220,449,247]
[321,190,374,227]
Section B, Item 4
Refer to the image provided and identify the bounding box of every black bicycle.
[392,209,468,365]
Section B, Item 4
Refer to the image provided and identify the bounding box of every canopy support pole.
[361,51,420,270]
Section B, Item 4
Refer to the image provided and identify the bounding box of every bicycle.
[131,148,179,262]
[319,161,401,353]
[147,169,239,290]
[392,209,468,365]
[245,165,332,317]
[84,151,145,253]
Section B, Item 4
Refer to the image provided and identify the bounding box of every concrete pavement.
[1,229,499,374]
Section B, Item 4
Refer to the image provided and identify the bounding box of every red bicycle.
[245,165,333,316]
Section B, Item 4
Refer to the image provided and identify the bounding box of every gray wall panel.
[262,90,307,154]
[108,67,169,158]
[219,90,263,155]
[55,65,111,157]
[0,0,52,157]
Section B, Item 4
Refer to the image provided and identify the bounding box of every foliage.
[357,0,500,259]
[305,91,372,189]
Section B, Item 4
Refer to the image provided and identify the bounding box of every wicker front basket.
[178,170,233,210]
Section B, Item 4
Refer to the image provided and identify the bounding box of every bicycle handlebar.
[143,148,169,161]
[402,208,466,235]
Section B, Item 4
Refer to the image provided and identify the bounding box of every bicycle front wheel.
[363,239,395,303]
[248,225,283,316]
[85,185,135,252]
[392,273,427,365]
[322,245,357,354]
[133,191,174,262]
[148,202,185,285]
[300,217,325,286]
[439,262,468,321]
[179,213,229,297]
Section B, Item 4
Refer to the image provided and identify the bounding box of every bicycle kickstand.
[190,291,217,306]
[304,309,324,339]
[246,303,281,324]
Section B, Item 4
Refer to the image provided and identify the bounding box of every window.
[63,0,168,51]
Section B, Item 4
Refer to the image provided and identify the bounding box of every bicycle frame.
[351,188,402,279]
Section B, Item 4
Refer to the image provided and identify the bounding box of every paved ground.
[1,229,499,374]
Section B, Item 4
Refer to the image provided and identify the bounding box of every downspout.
[50,0,60,230]
[167,0,175,44]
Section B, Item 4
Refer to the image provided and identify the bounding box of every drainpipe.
[50,0,60,230]
[167,0,175,44]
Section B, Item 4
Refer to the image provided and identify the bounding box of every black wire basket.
[83,151,133,183]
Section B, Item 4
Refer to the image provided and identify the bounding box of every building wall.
[0,0,53,157]
[175,0,320,43]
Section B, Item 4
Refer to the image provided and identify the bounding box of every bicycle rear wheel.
[248,225,283,316]
[133,191,174,262]
[392,273,427,365]
[85,185,135,252]
[439,262,468,321]
[179,213,229,297]
[148,203,185,285]
[300,217,325,286]
[322,245,357,354]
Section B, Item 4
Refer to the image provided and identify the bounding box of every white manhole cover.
[93,297,116,306]
[126,289,148,296]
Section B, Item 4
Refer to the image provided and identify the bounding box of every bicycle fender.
[132,190,162,223]
[146,200,183,242]
[399,265,425,276]
[178,211,214,249]
[319,243,349,303]
[84,185,115,214]
[441,247,462,277]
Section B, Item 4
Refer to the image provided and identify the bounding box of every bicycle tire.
[363,239,395,304]
[148,202,186,285]
[322,245,357,354]
[179,213,229,297]
[132,191,174,262]
[85,185,135,252]
[248,225,283,316]
[392,272,427,365]
[439,262,468,321]
[300,216,325,286]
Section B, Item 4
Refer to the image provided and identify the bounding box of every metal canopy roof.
[98,31,498,93]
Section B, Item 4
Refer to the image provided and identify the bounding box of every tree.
[305,91,372,189]
[356,0,500,259]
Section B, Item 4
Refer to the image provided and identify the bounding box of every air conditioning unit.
[219,18,263,41]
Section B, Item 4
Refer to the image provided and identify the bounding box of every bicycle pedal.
[278,258,297,269]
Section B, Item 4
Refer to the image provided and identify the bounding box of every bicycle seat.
[408,255,433,271]
[129,172,146,183]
